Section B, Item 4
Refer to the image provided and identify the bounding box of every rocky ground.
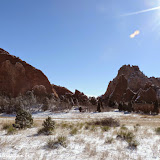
[0,110,160,160]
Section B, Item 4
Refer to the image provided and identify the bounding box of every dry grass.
[100,151,109,160]
[87,118,120,127]
[0,119,15,130]
[0,112,160,159]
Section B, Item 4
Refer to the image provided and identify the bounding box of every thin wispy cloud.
[122,6,160,17]
[130,30,140,38]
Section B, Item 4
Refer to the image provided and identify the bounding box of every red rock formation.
[134,87,157,103]
[0,48,56,97]
[133,103,154,114]
[103,65,160,104]
[0,48,10,55]
[52,84,73,97]
[109,75,128,103]
[52,84,91,106]
[104,65,149,97]
[74,89,90,106]
[123,88,135,102]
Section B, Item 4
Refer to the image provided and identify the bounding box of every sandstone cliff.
[103,65,160,105]
[0,48,57,98]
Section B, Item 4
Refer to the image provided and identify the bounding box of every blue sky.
[1,0,160,96]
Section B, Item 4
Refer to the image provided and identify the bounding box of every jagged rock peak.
[118,65,140,76]
[0,48,10,55]
[52,84,73,97]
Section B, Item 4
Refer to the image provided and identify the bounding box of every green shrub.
[120,125,128,130]
[47,136,67,149]
[38,116,55,135]
[14,109,33,129]
[2,123,12,130]
[47,138,57,149]
[155,127,160,135]
[7,125,17,135]
[127,139,139,149]
[117,130,135,142]
[60,122,68,129]
[117,129,139,149]
[70,128,78,135]
[2,123,17,135]
[101,126,110,132]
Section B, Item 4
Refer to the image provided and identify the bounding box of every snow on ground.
[0,110,160,160]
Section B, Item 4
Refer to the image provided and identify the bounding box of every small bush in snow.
[117,130,135,142]
[77,123,84,129]
[61,122,68,128]
[127,139,139,149]
[88,118,120,127]
[155,127,160,135]
[105,137,114,144]
[70,128,78,135]
[90,125,97,132]
[38,116,55,135]
[120,125,128,130]
[101,126,110,132]
[14,109,33,129]
[6,125,17,135]
[47,136,67,149]
[84,124,90,130]
[117,128,139,149]
[2,123,17,135]
[2,123,12,130]
[134,124,140,132]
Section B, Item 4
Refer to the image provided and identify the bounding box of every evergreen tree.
[15,109,33,129]
[42,116,55,135]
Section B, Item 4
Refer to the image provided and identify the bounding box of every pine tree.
[42,116,55,135]
[15,109,33,129]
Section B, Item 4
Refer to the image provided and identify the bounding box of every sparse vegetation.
[70,127,78,135]
[90,125,96,132]
[117,129,135,142]
[77,123,84,129]
[101,126,110,132]
[6,125,17,135]
[60,122,69,129]
[2,123,17,135]
[155,127,160,135]
[134,124,140,132]
[117,128,139,149]
[84,124,90,130]
[127,139,139,149]
[38,116,55,135]
[2,123,12,130]
[47,136,67,149]
[0,111,159,159]
[120,125,128,130]
[105,137,114,144]
[87,118,120,127]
